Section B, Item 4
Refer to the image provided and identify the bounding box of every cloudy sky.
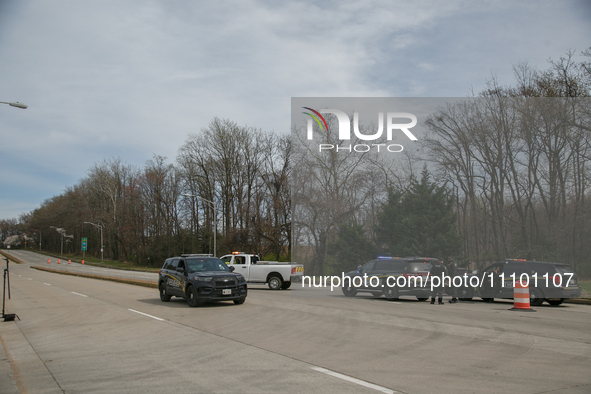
[0,0,589,220]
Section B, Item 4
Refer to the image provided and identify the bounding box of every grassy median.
[28,250,160,273]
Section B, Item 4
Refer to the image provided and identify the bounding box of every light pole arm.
[0,101,28,109]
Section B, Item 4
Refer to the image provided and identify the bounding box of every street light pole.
[50,226,65,256]
[33,229,41,250]
[0,101,27,109]
[84,222,103,264]
[183,193,217,257]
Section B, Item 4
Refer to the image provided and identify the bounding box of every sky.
[0,0,590,220]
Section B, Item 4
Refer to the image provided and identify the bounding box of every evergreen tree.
[376,169,461,259]
[327,220,375,273]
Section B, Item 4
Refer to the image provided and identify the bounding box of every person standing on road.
[430,259,447,305]
[446,256,458,303]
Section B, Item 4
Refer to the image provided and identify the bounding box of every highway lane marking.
[71,292,88,298]
[311,367,399,394]
[27,278,32,280]
[128,309,165,321]
[43,283,51,286]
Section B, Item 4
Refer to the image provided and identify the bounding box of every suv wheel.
[186,286,203,307]
[233,297,246,305]
[159,283,171,302]
[457,287,474,301]
[383,286,399,301]
[342,284,357,297]
[268,276,283,290]
[529,288,545,306]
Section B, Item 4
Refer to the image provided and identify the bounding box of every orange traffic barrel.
[47,259,50,264]
[510,281,536,312]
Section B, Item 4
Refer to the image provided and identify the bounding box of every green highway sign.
[81,237,87,251]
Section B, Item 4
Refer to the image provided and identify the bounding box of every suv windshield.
[186,258,230,273]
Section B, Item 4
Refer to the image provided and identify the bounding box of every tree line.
[424,50,591,275]
[6,118,291,266]
[293,49,591,276]
[3,49,591,276]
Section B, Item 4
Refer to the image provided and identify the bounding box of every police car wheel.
[529,288,545,306]
[383,286,399,301]
[159,283,171,302]
[458,287,474,299]
[186,286,203,307]
[233,297,246,305]
[342,285,357,297]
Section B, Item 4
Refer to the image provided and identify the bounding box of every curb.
[0,251,24,265]
[30,266,158,289]
[564,298,591,305]
[16,250,158,274]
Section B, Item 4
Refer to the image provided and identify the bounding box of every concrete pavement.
[1,250,590,393]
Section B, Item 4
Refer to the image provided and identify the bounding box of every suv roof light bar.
[181,254,213,257]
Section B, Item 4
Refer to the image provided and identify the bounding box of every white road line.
[43,283,51,286]
[310,366,399,394]
[71,291,88,297]
[27,278,32,280]
[128,309,165,321]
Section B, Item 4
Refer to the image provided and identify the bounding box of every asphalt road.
[1,251,590,393]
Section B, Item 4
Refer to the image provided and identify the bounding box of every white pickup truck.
[220,253,304,290]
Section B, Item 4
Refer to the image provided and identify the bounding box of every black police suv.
[465,259,581,306]
[342,257,434,301]
[158,254,247,307]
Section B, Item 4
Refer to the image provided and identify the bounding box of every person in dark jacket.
[430,260,448,304]
[446,256,458,303]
